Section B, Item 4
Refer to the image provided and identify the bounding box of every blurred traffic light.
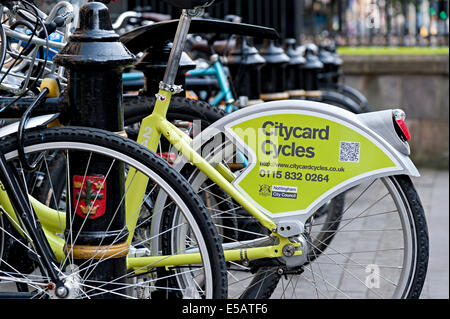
[438,0,448,19]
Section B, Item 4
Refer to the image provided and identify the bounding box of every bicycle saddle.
[192,38,236,56]
[164,0,224,9]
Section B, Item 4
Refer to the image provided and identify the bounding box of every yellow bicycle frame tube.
[0,187,66,262]
[132,89,277,233]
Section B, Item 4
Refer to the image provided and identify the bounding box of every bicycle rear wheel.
[239,175,428,299]
[184,134,428,299]
[0,127,227,299]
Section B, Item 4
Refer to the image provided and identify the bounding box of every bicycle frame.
[129,6,422,267]
[0,148,64,286]
[0,5,291,280]
[125,9,301,268]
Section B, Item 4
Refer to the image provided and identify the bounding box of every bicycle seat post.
[161,8,202,91]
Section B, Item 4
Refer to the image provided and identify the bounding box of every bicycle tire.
[319,89,364,114]
[322,83,372,113]
[0,126,227,299]
[124,95,226,129]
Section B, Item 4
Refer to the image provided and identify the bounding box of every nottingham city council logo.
[258,184,272,197]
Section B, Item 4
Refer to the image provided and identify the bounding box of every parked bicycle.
[1,0,429,299]
[0,0,228,298]
[119,0,430,299]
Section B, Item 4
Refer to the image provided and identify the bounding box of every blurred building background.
[121,0,449,46]
[35,0,448,167]
[115,0,448,168]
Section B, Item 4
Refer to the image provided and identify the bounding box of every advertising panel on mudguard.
[226,111,402,217]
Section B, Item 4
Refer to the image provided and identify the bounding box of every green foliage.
[338,46,449,55]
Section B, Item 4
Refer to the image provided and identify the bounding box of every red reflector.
[395,119,411,141]
[157,152,177,164]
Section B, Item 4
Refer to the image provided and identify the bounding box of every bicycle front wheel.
[0,127,227,299]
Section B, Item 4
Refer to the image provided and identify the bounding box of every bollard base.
[305,90,323,99]
[65,242,129,260]
[288,90,306,98]
[261,92,290,102]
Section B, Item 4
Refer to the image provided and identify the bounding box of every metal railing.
[123,0,449,47]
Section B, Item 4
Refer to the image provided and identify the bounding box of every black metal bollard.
[259,40,290,102]
[319,42,343,85]
[135,39,196,97]
[324,43,344,84]
[53,1,135,298]
[318,44,335,84]
[284,38,306,99]
[301,44,324,99]
[227,36,266,106]
[330,46,343,84]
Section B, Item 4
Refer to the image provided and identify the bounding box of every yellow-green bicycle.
[129,0,428,299]
[0,0,429,299]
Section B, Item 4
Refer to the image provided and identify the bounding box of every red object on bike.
[393,110,411,141]
[157,152,177,164]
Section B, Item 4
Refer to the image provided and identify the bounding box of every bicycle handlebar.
[112,11,172,30]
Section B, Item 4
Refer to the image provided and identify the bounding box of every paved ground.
[412,168,449,299]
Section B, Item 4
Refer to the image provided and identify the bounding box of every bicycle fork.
[0,151,68,297]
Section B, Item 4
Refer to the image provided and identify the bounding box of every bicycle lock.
[53,1,135,298]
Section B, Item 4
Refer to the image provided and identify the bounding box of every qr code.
[339,141,360,162]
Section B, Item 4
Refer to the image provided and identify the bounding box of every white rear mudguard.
[172,100,418,228]
[0,114,59,139]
